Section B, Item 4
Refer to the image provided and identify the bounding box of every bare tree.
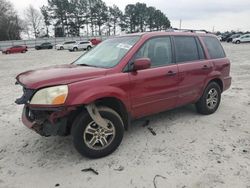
[0,0,22,41]
[24,5,42,38]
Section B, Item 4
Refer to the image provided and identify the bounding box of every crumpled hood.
[16,64,107,89]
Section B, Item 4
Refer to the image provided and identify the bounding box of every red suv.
[15,31,231,158]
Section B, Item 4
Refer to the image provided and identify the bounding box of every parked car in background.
[232,34,250,44]
[90,38,102,45]
[35,42,53,50]
[55,41,76,50]
[2,45,27,54]
[221,34,231,42]
[68,41,93,52]
[15,31,231,158]
[227,34,241,42]
[216,35,222,41]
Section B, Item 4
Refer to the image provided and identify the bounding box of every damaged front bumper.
[16,81,77,136]
[22,105,75,136]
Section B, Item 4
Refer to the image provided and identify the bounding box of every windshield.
[74,36,140,68]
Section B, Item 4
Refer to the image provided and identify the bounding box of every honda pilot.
[15,31,231,158]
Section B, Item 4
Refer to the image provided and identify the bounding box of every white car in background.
[55,41,76,50]
[232,34,250,44]
[68,41,93,52]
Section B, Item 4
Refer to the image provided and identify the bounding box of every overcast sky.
[9,0,250,32]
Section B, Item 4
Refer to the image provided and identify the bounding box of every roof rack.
[167,28,211,34]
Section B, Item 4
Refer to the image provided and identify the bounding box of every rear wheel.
[6,51,10,54]
[72,106,124,158]
[236,40,240,44]
[60,46,64,50]
[196,82,221,115]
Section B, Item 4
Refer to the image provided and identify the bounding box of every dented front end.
[21,105,75,136]
[16,83,76,136]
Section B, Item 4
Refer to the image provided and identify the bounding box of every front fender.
[66,85,130,109]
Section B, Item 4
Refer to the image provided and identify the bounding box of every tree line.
[0,0,171,40]
[42,0,171,37]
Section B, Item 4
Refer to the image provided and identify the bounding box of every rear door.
[129,36,179,118]
[173,36,212,106]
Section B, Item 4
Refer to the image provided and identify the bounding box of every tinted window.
[174,36,200,63]
[202,36,225,59]
[135,37,173,67]
[80,42,89,44]
[65,41,75,44]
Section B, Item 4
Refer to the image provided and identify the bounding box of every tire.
[73,47,78,52]
[87,46,92,51]
[6,51,10,54]
[60,46,64,50]
[236,40,240,44]
[195,82,221,115]
[72,106,124,158]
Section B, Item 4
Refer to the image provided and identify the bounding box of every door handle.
[166,71,176,76]
[202,65,211,70]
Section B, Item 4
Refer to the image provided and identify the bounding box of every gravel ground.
[0,44,250,188]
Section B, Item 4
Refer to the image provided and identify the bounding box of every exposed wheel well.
[209,78,223,92]
[95,97,130,130]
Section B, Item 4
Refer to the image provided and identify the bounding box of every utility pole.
[179,19,182,29]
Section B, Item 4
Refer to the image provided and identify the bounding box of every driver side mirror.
[133,58,151,71]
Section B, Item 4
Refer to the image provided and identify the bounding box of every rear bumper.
[223,76,232,91]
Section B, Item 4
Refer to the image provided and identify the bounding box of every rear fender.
[198,71,222,98]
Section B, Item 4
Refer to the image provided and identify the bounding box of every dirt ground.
[0,43,250,188]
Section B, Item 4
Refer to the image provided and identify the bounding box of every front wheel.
[72,106,124,158]
[196,82,221,115]
[236,40,240,44]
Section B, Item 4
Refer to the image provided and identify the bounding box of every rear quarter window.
[202,36,226,59]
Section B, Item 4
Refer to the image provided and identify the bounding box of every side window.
[174,36,200,63]
[134,37,173,67]
[202,36,226,59]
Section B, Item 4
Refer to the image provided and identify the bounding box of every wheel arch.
[208,78,223,92]
[94,97,130,130]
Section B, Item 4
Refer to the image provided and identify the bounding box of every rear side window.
[174,36,200,63]
[202,36,225,59]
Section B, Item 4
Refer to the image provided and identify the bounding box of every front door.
[129,36,179,118]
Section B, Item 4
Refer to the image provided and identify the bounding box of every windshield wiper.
[77,63,98,67]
